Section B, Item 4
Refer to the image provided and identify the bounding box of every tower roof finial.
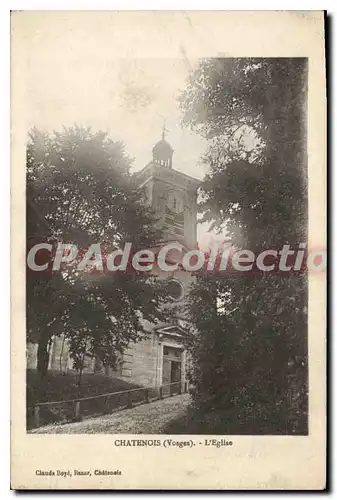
[162,119,167,141]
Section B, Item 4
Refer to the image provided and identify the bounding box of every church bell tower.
[118,131,200,390]
[136,129,199,249]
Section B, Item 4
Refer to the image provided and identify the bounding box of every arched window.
[167,279,184,302]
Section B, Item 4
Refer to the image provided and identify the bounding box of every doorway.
[162,346,183,395]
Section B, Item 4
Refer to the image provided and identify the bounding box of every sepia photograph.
[11,10,326,490]
[25,56,309,437]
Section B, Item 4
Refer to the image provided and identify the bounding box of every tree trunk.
[37,336,50,379]
[77,335,88,391]
[77,359,84,390]
[59,334,66,374]
[36,335,52,401]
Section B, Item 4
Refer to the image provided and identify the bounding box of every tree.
[181,58,308,434]
[27,126,169,387]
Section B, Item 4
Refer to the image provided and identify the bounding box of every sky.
[26,57,208,178]
[21,14,222,247]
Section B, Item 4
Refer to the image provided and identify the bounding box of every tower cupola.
[152,127,173,168]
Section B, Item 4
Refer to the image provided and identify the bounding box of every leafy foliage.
[27,126,169,384]
[181,58,308,434]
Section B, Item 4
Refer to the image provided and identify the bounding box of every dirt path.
[30,394,191,434]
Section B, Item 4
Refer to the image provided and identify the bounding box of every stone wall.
[121,333,161,388]
[26,337,96,374]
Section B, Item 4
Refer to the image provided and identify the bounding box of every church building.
[27,132,199,392]
[119,132,199,391]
